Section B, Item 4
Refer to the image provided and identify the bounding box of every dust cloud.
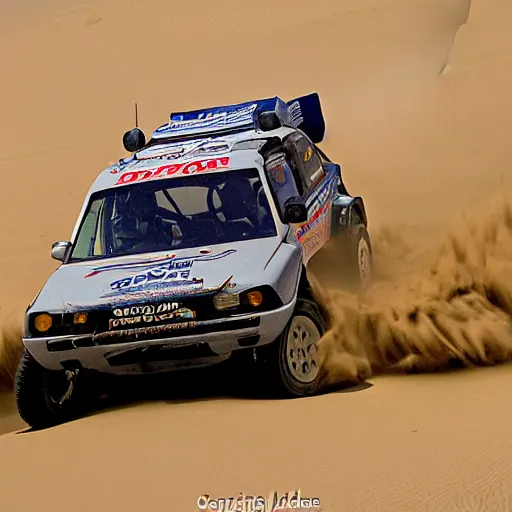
[312,194,512,388]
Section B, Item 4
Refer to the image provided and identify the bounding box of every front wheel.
[15,349,99,429]
[256,299,326,397]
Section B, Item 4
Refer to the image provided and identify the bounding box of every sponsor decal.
[134,140,232,162]
[296,202,330,240]
[96,320,198,343]
[113,301,180,317]
[295,174,338,262]
[266,155,288,186]
[114,156,230,186]
[309,167,324,183]
[194,141,231,155]
[109,301,196,329]
[84,249,236,298]
[139,146,186,160]
[101,283,206,301]
[84,254,178,279]
[303,147,313,162]
[287,100,304,126]
[167,104,258,134]
[299,226,329,261]
[151,103,259,139]
[110,275,204,295]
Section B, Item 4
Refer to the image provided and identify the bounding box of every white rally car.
[15,92,372,428]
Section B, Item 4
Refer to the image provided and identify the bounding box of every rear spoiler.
[151,92,326,144]
[285,92,326,144]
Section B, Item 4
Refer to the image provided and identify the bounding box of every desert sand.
[1,0,512,510]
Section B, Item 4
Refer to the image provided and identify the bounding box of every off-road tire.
[342,226,372,291]
[15,349,99,429]
[256,298,326,398]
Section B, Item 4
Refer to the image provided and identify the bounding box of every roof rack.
[151,92,325,144]
[121,93,326,156]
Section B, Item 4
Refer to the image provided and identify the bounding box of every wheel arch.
[331,195,369,233]
[297,264,313,300]
[348,196,368,228]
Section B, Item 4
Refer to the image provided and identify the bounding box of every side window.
[265,152,302,218]
[303,142,325,185]
[287,134,326,193]
[72,197,106,258]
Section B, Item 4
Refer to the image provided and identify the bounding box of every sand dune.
[2,0,512,510]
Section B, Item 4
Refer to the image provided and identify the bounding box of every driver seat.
[112,189,171,254]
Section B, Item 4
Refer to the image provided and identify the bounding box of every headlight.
[213,289,266,311]
[34,313,52,333]
[213,292,241,310]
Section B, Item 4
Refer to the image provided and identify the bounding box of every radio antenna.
[135,102,139,128]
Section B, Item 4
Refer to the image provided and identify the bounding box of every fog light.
[74,312,88,324]
[34,313,52,333]
[213,292,240,310]
[246,291,263,307]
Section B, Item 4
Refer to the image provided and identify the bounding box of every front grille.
[44,316,260,353]
[93,317,260,345]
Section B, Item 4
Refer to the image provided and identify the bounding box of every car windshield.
[70,168,277,261]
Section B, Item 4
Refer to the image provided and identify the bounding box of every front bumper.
[23,300,296,375]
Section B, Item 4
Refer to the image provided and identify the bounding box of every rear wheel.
[347,226,372,290]
[257,298,326,397]
[308,216,373,293]
[15,349,99,429]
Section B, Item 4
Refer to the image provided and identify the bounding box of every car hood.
[32,238,283,312]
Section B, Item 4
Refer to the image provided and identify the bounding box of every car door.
[285,132,336,264]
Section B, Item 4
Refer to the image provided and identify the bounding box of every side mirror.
[283,196,308,224]
[51,241,71,262]
[122,128,146,153]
